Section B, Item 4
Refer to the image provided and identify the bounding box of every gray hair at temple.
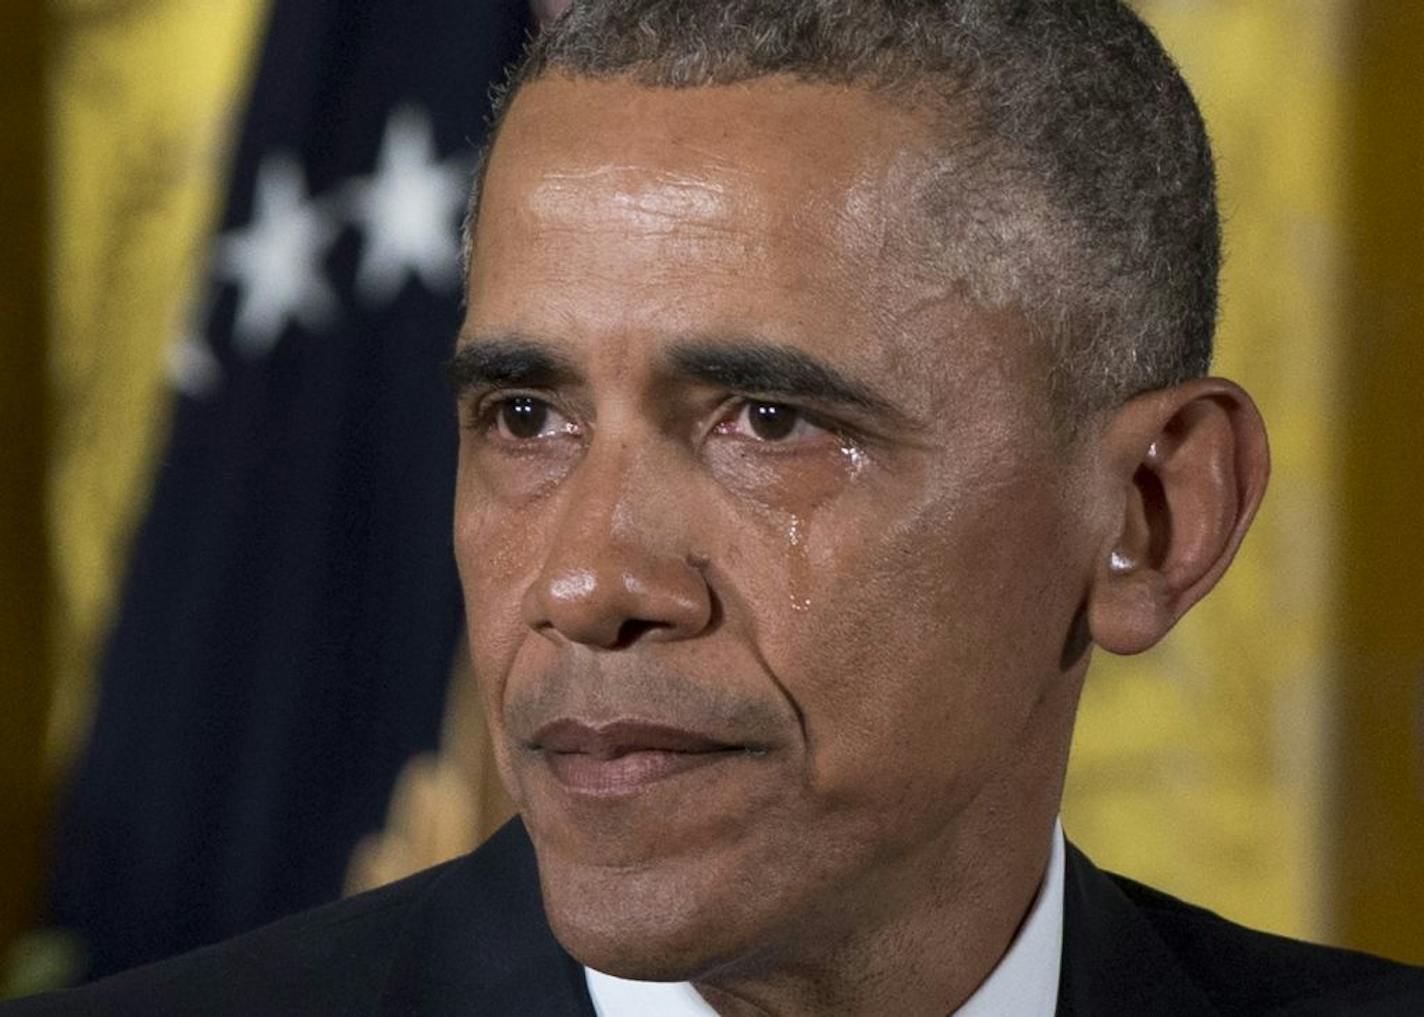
[463,0,1219,425]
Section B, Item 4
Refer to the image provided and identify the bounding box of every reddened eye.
[717,401,828,443]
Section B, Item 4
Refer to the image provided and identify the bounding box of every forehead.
[485,74,933,232]
[469,76,1042,421]
[473,76,945,314]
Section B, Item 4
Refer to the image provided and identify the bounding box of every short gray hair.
[465,0,1218,423]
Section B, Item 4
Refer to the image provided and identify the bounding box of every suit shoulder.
[1,858,461,1016]
[1111,871,1424,1016]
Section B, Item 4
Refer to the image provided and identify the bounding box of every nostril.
[610,619,670,649]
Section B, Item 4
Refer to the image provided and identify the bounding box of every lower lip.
[542,748,744,797]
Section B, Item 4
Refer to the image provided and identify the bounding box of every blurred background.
[2,0,1421,999]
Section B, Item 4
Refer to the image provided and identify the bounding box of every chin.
[535,847,768,982]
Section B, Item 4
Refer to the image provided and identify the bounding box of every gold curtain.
[0,0,55,971]
[1067,1,1424,964]
[1065,0,1348,945]
[1332,5,1424,962]
[45,0,270,773]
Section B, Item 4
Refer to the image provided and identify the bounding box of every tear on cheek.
[839,443,870,478]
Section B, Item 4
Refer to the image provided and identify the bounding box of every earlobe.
[1087,379,1270,656]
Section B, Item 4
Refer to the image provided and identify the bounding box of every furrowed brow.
[445,337,577,397]
[668,338,903,421]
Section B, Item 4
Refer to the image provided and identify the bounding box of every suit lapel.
[377,819,596,1017]
[1055,842,1219,1016]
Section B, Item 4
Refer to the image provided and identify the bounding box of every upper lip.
[530,719,741,758]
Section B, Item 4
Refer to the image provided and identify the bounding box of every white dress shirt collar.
[585,819,1066,1016]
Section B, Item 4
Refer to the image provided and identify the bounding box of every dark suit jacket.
[7,819,1423,1015]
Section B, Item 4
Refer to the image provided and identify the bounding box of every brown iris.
[500,397,549,439]
[747,402,799,441]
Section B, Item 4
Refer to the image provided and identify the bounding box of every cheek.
[751,473,1078,811]
[454,466,542,682]
[456,477,565,805]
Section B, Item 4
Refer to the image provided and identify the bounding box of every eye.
[717,401,827,443]
[490,396,577,441]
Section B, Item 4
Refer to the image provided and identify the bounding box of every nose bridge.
[561,433,667,560]
[525,432,711,647]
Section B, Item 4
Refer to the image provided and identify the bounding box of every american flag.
[53,0,532,981]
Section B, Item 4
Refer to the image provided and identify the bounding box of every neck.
[691,677,1078,1017]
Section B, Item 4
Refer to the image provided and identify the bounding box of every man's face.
[456,77,1097,977]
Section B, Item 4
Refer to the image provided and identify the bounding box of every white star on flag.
[220,154,339,355]
[348,106,468,304]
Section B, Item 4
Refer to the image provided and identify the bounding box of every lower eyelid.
[716,426,840,451]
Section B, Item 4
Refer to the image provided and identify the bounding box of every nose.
[521,452,714,649]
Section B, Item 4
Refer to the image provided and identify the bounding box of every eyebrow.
[445,337,578,396]
[447,333,914,428]
[667,338,902,420]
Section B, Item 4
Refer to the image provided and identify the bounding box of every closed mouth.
[526,718,764,796]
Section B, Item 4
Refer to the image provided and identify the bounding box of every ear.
[1086,378,1270,655]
